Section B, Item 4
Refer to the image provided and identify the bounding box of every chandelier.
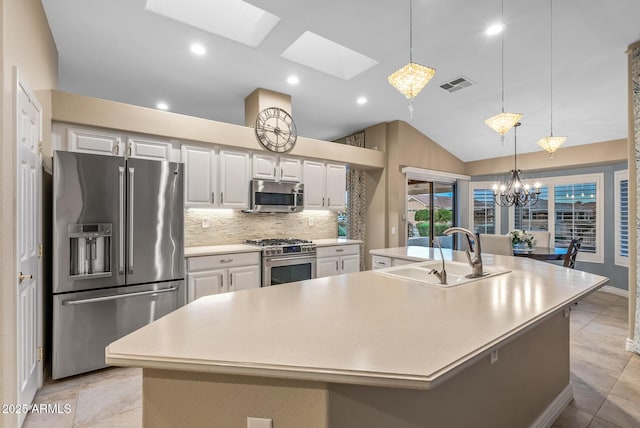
[536,0,566,156]
[388,0,436,117]
[484,0,521,141]
[493,123,541,207]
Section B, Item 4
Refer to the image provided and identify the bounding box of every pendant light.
[536,0,566,156]
[493,122,541,207]
[484,0,522,142]
[388,0,436,118]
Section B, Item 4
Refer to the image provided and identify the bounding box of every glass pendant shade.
[484,112,522,136]
[536,135,566,154]
[388,62,436,99]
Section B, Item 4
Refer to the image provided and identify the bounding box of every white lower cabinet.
[186,252,260,302]
[316,245,360,278]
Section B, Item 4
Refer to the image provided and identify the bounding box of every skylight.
[281,31,378,80]
[146,0,280,48]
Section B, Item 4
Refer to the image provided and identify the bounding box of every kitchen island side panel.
[139,310,569,428]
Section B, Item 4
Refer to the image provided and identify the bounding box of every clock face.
[255,107,297,153]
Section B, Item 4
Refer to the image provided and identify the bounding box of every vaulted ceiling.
[41,0,640,161]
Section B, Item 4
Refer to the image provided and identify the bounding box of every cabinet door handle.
[128,142,132,157]
[328,197,331,207]
[115,143,119,155]
[273,167,276,177]
[280,168,283,179]
[211,192,215,203]
[336,261,339,271]
[230,273,233,286]
[221,192,224,204]
[219,274,225,289]
[322,197,325,207]
[342,260,344,270]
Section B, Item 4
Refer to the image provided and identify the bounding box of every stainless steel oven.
[245,239,317,286]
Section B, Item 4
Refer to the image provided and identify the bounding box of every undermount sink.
[376,260,510,287]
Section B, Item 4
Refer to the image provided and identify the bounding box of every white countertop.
[184,244,261,257]
[370,246,441,261]
[106,251,607,390]
[185,238,362,257]
[312,238,363,247]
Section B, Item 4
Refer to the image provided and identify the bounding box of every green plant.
[435,208,452,223]
[414,209,430,222]
[416,222,430,237]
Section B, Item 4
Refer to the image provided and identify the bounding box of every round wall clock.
[255,107,297,153]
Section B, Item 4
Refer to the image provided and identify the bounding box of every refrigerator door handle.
[61,286,179,306]
[128,167,135,274]
[118,166,125,274]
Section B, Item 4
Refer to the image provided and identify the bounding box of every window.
[510,173,603,263]
[469,182,501,235]
[514,187,549,232]
[615,170,629,267]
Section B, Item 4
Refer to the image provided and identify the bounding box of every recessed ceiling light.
[190,43,206,56]
[485,23,505,36]
[356,97,367,105]
[156,102,169,110]
[287,75,299,85]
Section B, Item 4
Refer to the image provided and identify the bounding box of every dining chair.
[479,234,513,256]
[563,238,583,269]
[528,231,551,248]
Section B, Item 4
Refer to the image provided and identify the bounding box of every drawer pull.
[336,249,344,252]
[220,258,233,263]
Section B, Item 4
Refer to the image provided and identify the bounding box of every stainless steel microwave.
[249,180,304,213]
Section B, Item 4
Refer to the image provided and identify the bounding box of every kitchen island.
[106,249,607,428]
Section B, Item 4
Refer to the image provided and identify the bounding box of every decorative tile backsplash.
[185,209,338,247]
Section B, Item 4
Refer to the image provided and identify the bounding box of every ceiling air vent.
[440,76,475,93]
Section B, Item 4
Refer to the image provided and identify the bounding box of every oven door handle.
[266,256,315,263]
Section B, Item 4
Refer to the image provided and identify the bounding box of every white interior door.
[16,70,43,421]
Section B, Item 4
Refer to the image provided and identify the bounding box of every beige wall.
[383,120,466,248]
[0,0,57,425]
[465,138,627,176]
[50,90,385,171]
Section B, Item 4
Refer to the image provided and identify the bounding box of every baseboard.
[530,383,573,428]
[626,338,639,353]
[599,285,629,298]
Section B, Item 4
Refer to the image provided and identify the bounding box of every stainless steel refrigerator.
[52,150,185,379]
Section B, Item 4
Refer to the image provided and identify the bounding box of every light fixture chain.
[409,0,413,64]
[500,0,505,113]
[549,0,554,136]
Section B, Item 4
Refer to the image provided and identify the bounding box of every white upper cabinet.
[66,126,124,156]
[279,157,301,182]
[181,145,216,208]
[303,160,346,211]
[303,160,326,209]
[325,163,346,210]
[54,123,179,161]
[251,154,301,182]
[127,137,178,161]
[252,154,278,180]
[219,150,250,209]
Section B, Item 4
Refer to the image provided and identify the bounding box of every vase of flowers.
[510,229,535,249]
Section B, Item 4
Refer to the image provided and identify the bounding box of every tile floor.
[24,290,639,428]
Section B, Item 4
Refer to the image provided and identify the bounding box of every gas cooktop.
[245,238,313,246]
[245,238,316,255]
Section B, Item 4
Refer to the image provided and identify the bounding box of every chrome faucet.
[429,236,447,285]
[443,227,484,278]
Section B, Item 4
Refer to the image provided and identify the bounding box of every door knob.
[18,272,32,283]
